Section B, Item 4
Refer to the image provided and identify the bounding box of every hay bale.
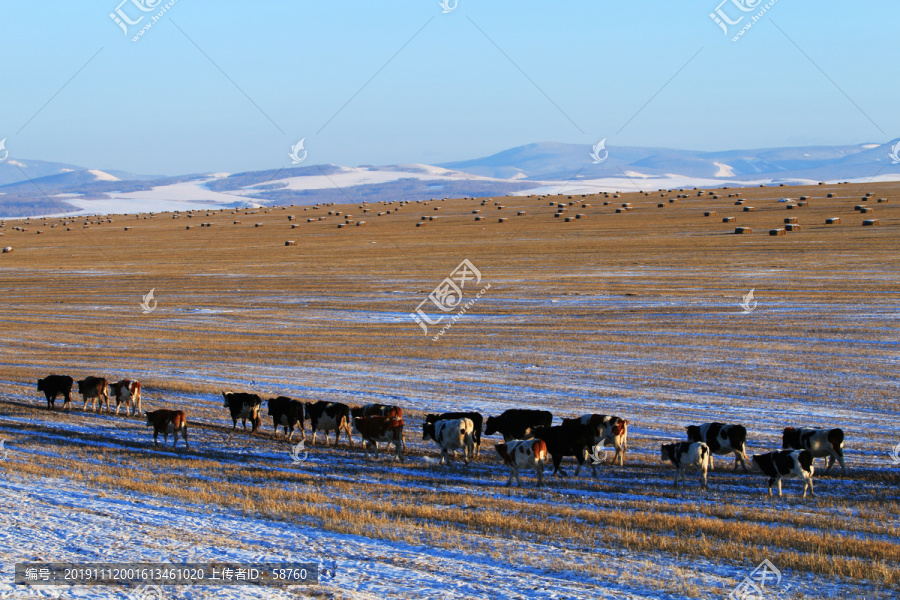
[827,193,835,198]
[357,221,366,226]
[498,218,508,223]
[564,216,573,222]
[862,219,879,226]
[799,196,809,201]
[668,198,677,204]
[743,206,755,212]
[255,223,263,227]
[581,203,591,208]
[615,208,625,213]
[185,226,193,230]
[854,205,867,211]
[428,216,437,221]
[287,216,295,221]
[784,217,798,224]
[785,204,795,210]
[603,201,611,206]
[769,228,786,236]
[433,207,441,211]
[621,203,632,208]
[860,207,873,213]
[475,216,484,221]
[825,217,840,224]
[658,203,665,208]
[292,224,300,228]
[798,201,808,207]
[338,223,346,228]
[734,227,752,234]
[785,224,801,231]
[723,217,735,223]
[285,241,296,246]
[554,213,562,218]
[233,221,241,224]
[576,214,585,219]
[517,211,526,216]
[735,200,745,205]
[124,227,132,231]
[878,198,888,203]
[704,211,716,217]
[472,210,481,214]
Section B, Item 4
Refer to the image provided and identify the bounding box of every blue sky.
[1,1,896,175]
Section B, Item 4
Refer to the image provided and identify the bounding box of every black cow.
[484,409,553,442]
[424,411,484,456]
[685,422,749,471]
[222,392,262,433]
[752,449,814,497]
[268,396,304,441]
[304,401,352,446]
[37,374,74,410]
[533,421,602,477]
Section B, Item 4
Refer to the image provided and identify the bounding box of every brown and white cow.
[782,427,845,475]
[110,379,142,417]
[423,418,475,466]
[562,414,629,466]
[495,439,547,486]
[660,441,710,489]
[353,415,404,462]
[146,409,189,450]
[77,377,110,413]
[752,449,814,497]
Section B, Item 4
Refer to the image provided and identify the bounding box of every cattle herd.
[33,374,848,498]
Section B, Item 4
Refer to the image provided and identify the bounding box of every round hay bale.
[285,241,296,246]
[735,200,745,205]
[786,204,795,210]
[723,216,735,223]
[233,221,241,224]
[497,206,504,210]
[517,211,526,216]
[854,205,867,211]
[668,198,677,204]
[433,207,441,211]
[576,214,585,219]
[827,193,835,198]
[564,216,573,222]
[287,216,295,221]
[860,207,873,213]
[743,206,755,212]
[185,225,193,230]
[615,208,625,213]
[658,203,665,208]
[734,227,752,234]
[475,216,484,221]
[581,203,591,208]
[878,198,888,203]
[825,217,840,224]
[338,223,346,229]
[799,196,809,201]
[255,223,263,227]
[785,224,801,231]
[292,224,300,228]
[798,201,808,207]
[428,216,437,221]
[554,213,562,218]
[603,201,611,206]
[498,218,508,223]
[621,203,632,208]
[862,219,879,226]
[704,211,716,217]
[784,217,798,224]
[769,228,786,236]
[2,246,12,253]
[357,221,366,226]
[124,227,132,231]
[472,210,480,214]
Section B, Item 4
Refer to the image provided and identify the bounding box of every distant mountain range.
[2,140,899,218]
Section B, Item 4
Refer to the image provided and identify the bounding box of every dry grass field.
[1,181,899,599]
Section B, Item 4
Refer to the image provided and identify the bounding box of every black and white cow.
[484,409,553,442]
[685,422,749,471]
[424,411,483,456]
[37,375,74,410]
[782,427,845,475]
[423,418,475,465]
[221,392,262,433]
[752,449,814,497]
[304,401,352,446]
[267,396,304,441]
[660,441,710,489]
[561,414,629,466]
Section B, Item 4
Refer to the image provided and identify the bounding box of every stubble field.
[0,181,899,599]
